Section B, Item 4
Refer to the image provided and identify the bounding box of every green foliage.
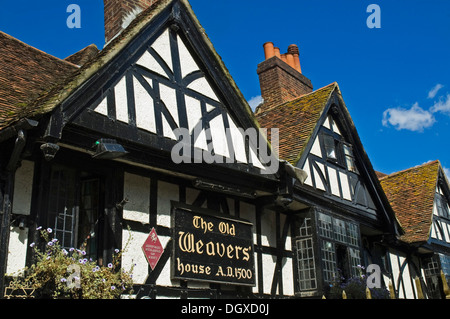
[7,227,134,299]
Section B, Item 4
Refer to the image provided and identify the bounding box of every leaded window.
[321,241,337,283]
[316,212,361,283]
[322,133,356,173]
[46,164,104,264]
[436,193,449,219]
[296,238,317,290]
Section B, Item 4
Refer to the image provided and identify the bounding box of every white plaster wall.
[177,35,200,78]
[155,234,179,287]
[151,28,172,72]
[340,171,351,201]
[6,227,28,275]
[13,160,34,216]
[302,159,313,187]
[94,97,108,116]
[328,167,340,197]
[402,263,415,299]
[314,162,326,191]
[134,76,156,133]
[122,228,149,284]
[388,249,401,295]
[262,253,276,294]
[115,77,129,123]
[282,257,294,296]
[123,172,150,224]
[310,137,321,157]
[260,209,276,247]
[157,181,179,228]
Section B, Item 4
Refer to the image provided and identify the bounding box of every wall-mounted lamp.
[40,143,60,161]
[92,139,128,160]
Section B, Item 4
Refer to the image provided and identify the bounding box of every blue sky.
[1,1,449,176]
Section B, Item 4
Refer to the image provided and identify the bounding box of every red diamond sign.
[142,228,164,270]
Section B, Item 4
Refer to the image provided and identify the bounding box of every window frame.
[35,152,115,267]
[321,132,357,173]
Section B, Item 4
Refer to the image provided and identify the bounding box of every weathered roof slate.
[0,31,78,129]
[256,82,337,165]
[379,160,441,244]
[0,0,256,135]
[64,44,99,67]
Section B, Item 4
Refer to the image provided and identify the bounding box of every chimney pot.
[287,44,299,56]
[286,53,295,69]
[257,42,313,112]
[274,47,281,58]
[263,42,275,60]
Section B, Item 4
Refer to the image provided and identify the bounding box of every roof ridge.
[259,82,337,114]
[379,160,440,181]
[0,31,79,69]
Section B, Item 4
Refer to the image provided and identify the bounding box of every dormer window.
[436,193,450,219]
[322,134,356,173]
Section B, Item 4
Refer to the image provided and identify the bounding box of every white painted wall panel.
[177,35,200,78]
[328,167,340,196]
[402,263,415,299]
[134,76,156,133]
[185,95,203,134]
[122,228,148,284]
[157,181,179,228]
[151,28,173,72]
[282,258,294,296]
[227,114,247,164]
[137,50,167,78]
[314,162,326,191]
[261,210,276,247]
[123,172,150,224]
[13,160,34,216]
[94,97,108,116]
[115,77,129,123]
[262,253,276,294]
[6,227,28,275]
[155,235,177,287]
[310,137,321,157]
[340,172,351,201]
[187,77,219,102]
[302,159,313,187]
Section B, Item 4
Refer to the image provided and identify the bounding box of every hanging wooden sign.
[171,204,255,286]
[142,227,164,270]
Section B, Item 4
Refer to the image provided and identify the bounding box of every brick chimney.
[104,0,158,44]
[256,42,313,113]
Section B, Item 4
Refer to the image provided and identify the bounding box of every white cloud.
[428,83,444,99]
[382,102,435,132]
[430,93,450,115]
[248,95,263,110]
[444,167,450,178]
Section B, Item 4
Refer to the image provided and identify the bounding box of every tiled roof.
[0,31,78,129]
[64,44,99,67]
[0,0,255,134]
[379,160,441,244]
[256,82,337,165]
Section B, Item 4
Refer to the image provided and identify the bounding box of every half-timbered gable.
[256,76,401,297]
[380,160,450,298]
[0,0,304,299]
